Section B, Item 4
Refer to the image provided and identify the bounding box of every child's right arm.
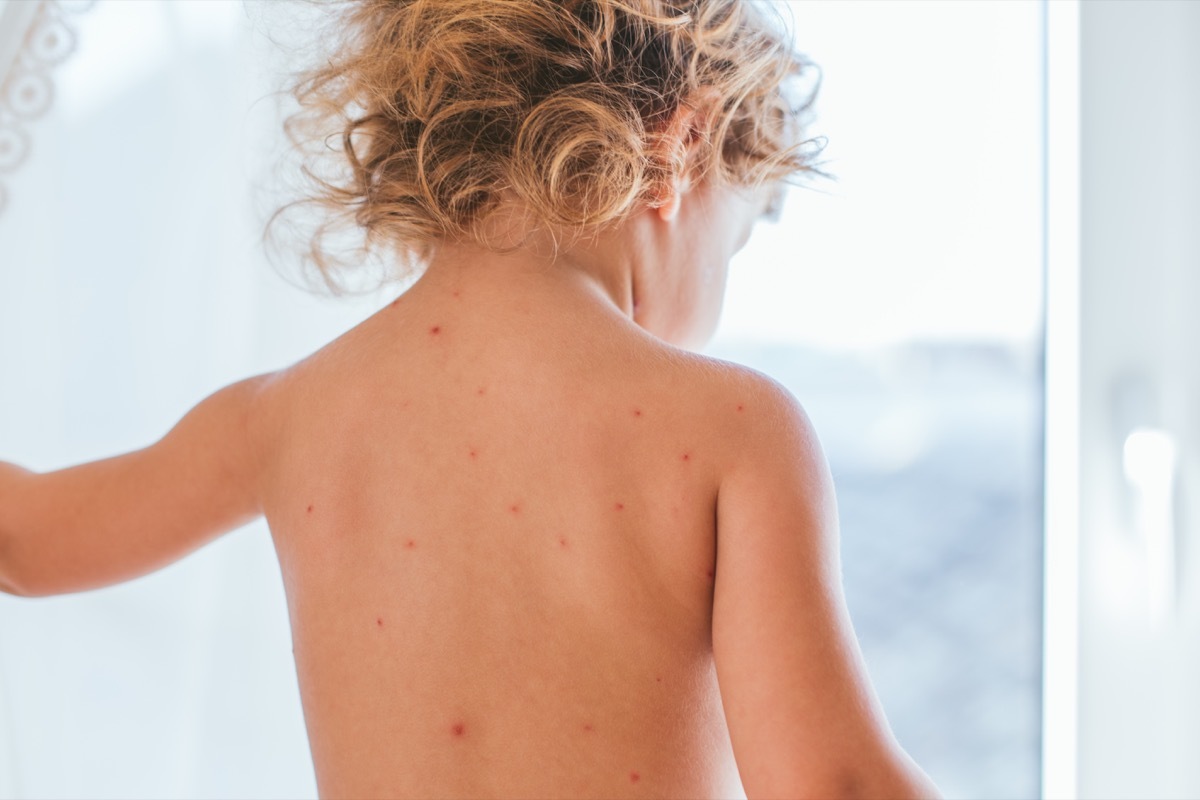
[713,376,941,800]
[0,374,276,598]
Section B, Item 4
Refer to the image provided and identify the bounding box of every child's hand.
[0,460,36,594]
[0,374,277,598]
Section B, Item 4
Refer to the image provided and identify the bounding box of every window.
[708,3,1046,796]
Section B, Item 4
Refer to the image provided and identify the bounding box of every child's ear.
[656,177,684,222]
[651,89,718,222]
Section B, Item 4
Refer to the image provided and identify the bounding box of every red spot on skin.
[656,676,662,683]
[705,568,715,579]
[737,404,744,412]
[632,408,643,418]
[681,453,691,462]
[306,504,313,514]
[405,539,416,549]
[559,537,569,548]
[390,298,399,307]
[614,502,624,511]
[469,448,478,460]
[376,617,383,627]
[582,723,594,732]
[477,386,486,396]
[429,325,442,335]
[509,503,521,515]
[630,771,640,783]
[452,290,460,299]
[451,722,465,737]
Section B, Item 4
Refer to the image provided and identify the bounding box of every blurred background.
[0,1,1196,798]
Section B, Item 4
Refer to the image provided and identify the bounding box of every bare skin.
[0,112,940,798]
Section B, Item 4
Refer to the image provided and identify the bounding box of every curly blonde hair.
[264,0,826,296]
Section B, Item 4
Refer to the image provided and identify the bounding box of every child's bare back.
[263,254,755,797]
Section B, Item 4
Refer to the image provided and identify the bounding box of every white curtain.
[0,2,387,797]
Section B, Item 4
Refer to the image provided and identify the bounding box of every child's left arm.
[0,373,278,598]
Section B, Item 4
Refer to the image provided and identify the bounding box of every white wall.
[1074,1,1200,796]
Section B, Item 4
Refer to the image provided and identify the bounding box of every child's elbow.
[752,756,941,800]
[826,758,941,800]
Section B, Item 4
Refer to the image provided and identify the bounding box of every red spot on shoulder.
[736,404,744,412]
[558,537,569,548]
[632,408,643,418]
[582,723,594,732]
[452,290,461,299]
[509,503,521,515]
[614,502,624,511]
[405,539,416,549]
[468,447,478,460]
[429,324,442,335]
[681,453,691,462]
[655,676,662,683]
[376,617,383,626]
[451,722,465,737]
[306,504,313,514]
[477,386,487,396]
[630,771,640,783]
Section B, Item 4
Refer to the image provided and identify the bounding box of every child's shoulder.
[668,348,809,429]
[637,345,820,470]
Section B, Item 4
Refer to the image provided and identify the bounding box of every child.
[0,1,939,797]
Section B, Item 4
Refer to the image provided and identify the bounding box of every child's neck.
[412,233,643,329]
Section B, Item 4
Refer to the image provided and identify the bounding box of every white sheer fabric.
[1,0,66,214]
[0,2,388,797]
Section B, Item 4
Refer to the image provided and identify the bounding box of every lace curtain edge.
[0,0,96,215]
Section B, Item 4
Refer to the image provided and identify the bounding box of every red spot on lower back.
[451,722,465,737]
[656,676,662,683]
[452,290,461,299]
[559,537,569,548]
[405,539,416,549]
[429,325,442,335]
[477,387,486,396]
[736,404,744,412]
[509,503,521,515]
[469,448,478,460]
[614,502,624,511]
[306,504,313,514]
[681,453,691,462]
[705,568,714,579]
[376,617,383,627]
[630,771,640,783]
[632,408,643,418]
[582,723,594,732]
